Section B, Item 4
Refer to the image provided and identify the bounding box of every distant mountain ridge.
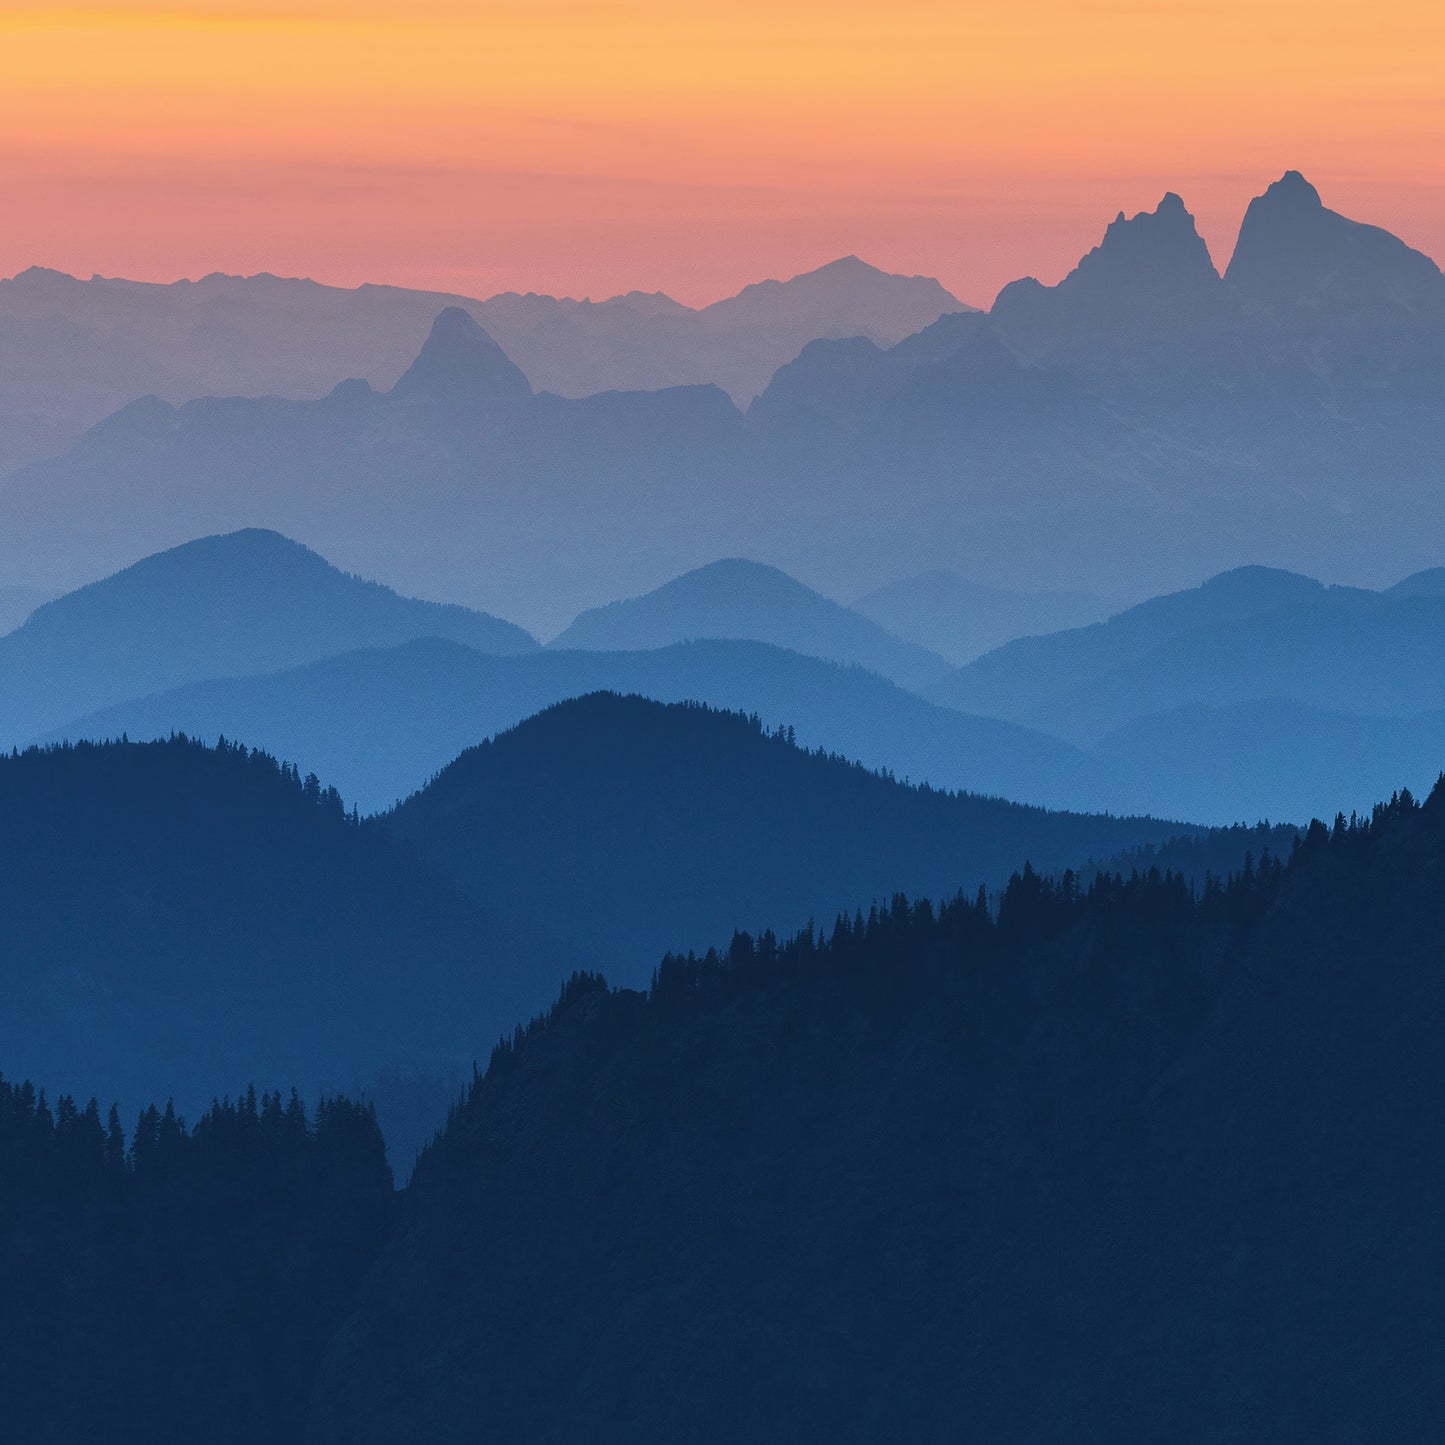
[928,563,1445,743]
[6,171,1445,630]
[549,558,950,690]
[43,635,1104,815]
[0,529,536,746]
[0,255,969,475]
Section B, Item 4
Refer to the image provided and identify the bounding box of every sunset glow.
[4,0,1443,302]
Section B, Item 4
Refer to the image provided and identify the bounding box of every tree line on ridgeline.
[4,750,1444,1439]
[0,1080,393,1444]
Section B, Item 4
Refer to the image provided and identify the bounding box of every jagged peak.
[993,191,1220,333]
[1262,170,1324,209]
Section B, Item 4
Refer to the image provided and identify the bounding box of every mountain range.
[2,696,1225,1162]
[0,256,966,476]
[385,692,1196,976]
[931,564,1445,742]
[15,530,1445,824]
[0,529,535,748]
[46,636,1100,814]
[0,734,554,1170]
[548,558,949,689]
[6,173,1443,630]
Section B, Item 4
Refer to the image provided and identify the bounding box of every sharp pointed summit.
[1055,191,1221,306]
[391,306,533,410]
[1226,171,1445,316]
[990,191,1222,362]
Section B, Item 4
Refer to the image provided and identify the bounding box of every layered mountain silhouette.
[482,254,971,403]
[8,171,1445,628]
[385,692,1194,976]
[0,734,561,1169]
[389,306,533,414]
[851,570,1118,666]
[44,637,1104,814]
[930,564,1445,743]
[549,558,949,690]
[0,256,966,475]
[309,785,1445,1442]
[20,532,1445,823]
[0,529,536,747]
[5,697,1221,1163]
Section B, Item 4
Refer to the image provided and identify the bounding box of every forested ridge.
[0,707,1235,1160]
[311,782,1445,1442]
[4,726,1442,1441]
[0,1080,393,1444]
[0,732,561,1167]
[386,691,1215,978]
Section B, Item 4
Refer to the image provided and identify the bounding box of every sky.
[3,1,1443,306]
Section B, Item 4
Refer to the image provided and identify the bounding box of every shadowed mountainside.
[384,692,1199,977]
[307,783,1445,1443]
[0,735,562,1168]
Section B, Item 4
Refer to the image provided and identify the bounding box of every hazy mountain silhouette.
[549,559,949,689]
[1388,566,1445,599]
[0,266,489,475]
[1226,170,1445,319]
[0,317,750,627]
[0,257,966,475]
[7,173,1445,626]
[0,530,536,747]
[385,692,1195,977]
[851,570,1118,666]
[991,191,1226,364]
[309,785,1445,1442]
[484,255,971,404]
[930,566,1336,728]
[42,636,1107,814]
[931,565,1445,745]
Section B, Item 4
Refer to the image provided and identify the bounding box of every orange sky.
[3,1,1442,305]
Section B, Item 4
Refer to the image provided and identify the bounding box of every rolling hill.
[42,636,1108,815]
[549,558,949,690]
[384,692,1198,978]
[926,565,1445,744]
[0,734,562,1168]
[0,529,536,746]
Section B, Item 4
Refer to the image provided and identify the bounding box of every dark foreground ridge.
[5,770,1443,1441]
[308,782,1445,1442]
[0,1083,394,1444]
